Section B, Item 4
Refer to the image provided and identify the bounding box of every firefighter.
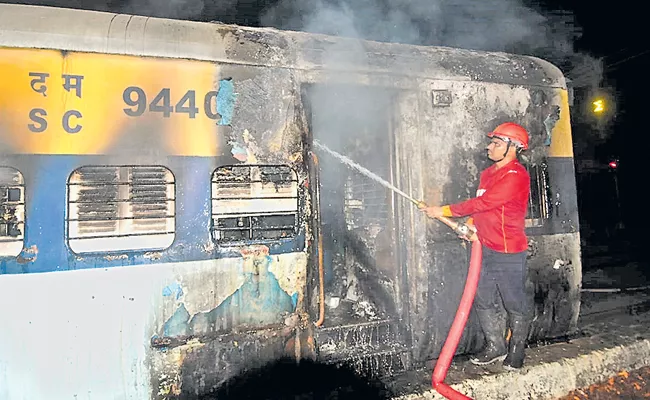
[422,122,531,370]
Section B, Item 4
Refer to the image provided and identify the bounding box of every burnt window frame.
[66,165,176,254]
[210,164,299,245]
[0,167,25,257]
[342,169,391,232]
[525,162,551,228]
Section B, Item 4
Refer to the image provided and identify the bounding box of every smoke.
[2,0,238,21]
[261,0,608,176]
[117,0,239,20]
[261,0,601,89]
[263,0,544,50]
[119,0,208,19]
[4,0,603,86]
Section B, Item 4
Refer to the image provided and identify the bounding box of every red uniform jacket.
[446,160,530,253]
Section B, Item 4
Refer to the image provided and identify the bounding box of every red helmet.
[487,122,529,150]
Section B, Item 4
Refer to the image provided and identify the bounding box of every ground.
[557,366,650,399]
[554,243,650,399]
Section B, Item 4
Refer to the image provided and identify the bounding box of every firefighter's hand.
[459,230,479,242]
[458,224,478,242]
[421,206,444,219]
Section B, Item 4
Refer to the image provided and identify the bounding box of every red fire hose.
[431,239,483,400]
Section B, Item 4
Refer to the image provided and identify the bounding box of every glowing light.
[609,161,618,169]
[593,99,605,113]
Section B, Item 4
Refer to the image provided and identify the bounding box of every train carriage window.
[525,163,550,227]
[0,167,25,257]
[211,165,298,243]
[67,166,175,253]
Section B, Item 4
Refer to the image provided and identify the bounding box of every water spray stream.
[312,140,472,237]
[312,140,423,207]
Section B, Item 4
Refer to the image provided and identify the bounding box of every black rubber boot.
[470,309,507,366]
[503,315,530,370]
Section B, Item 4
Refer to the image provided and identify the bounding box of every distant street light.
[593,98,605,113]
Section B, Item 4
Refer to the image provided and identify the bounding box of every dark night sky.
[1,0,646,246]
[563,1,647,245]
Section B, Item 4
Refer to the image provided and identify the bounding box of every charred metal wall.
[396,80,580,361]
[300,76,581,364]
[148,64,314,398]
[527,232,581,339]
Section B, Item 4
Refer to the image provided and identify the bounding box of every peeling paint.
[241,129,260,163]
[103,253,128,261]
[144,252,163,261]
[216,78,237,126]
[157,249,305,340]
[229,130,262,163]
[184,246,295,335]
[16,244,37,263]
[269,251,307,309]
[162,282,184,300]
[544,105,561,146]
[229,141,249,162]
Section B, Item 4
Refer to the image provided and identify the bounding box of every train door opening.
[303,84,410,375]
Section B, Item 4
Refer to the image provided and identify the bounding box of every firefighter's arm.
[426,207,474,225]
[444,172,527,217]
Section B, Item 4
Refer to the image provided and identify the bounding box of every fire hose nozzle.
[455,223,478,242]
[455,223,470,236]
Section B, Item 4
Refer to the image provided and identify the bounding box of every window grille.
[67,166,175,253]
[0,167,25,257]
[525,163,550,228]
[343,170,390,231]
[211,165,298,243]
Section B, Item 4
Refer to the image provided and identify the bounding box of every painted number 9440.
[122,87,220,119]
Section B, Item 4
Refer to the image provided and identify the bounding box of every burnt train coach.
[0,3,581,399]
